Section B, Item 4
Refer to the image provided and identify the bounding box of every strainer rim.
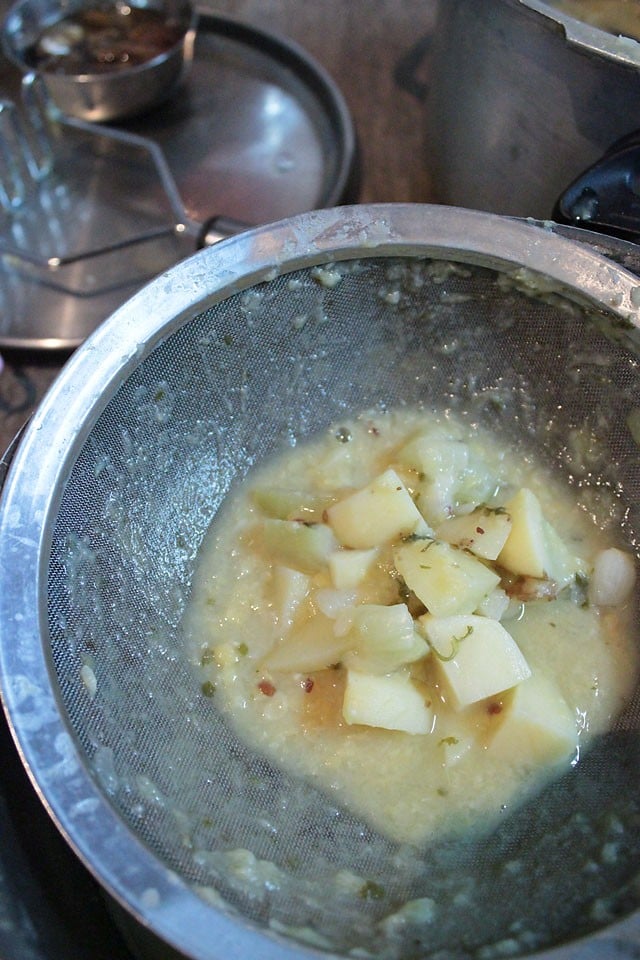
[3,202,640,960]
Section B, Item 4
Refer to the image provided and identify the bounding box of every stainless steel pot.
[428,0,640,219]
[3,203,640,960]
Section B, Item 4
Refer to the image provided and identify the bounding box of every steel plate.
[0,9,357,350]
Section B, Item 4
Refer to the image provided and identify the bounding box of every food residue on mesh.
[186,408,638,845]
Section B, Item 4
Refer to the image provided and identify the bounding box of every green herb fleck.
[439,736,460,747]
[432,625,473,662]
[237,642,249,657]
[359,880,385,901]
[201,681,216,698]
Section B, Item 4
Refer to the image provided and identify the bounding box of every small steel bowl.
[1,0,196,122]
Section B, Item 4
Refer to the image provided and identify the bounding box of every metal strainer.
[4,204,640,960]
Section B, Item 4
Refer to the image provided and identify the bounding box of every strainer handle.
[197,214,250,247]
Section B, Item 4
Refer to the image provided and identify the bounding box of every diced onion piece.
[314,588,357,618]
[588,547,636,607]
[262,613,349,672]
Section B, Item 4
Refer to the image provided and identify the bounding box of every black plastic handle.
[554,130,640,241]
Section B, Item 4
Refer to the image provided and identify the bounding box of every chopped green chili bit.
[432,625,474,662]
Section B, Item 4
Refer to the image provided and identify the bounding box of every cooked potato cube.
[436,505,512,561]
[326,469,424,548]
[393,538,500,617]
[497,488,547,578]
[262,519,336,574]
[497,488,584,586]
[420,613,531,709]
[262,613,348,672]
[341,603,429,674]
[342,669,434,734]
[329,547,379,589]
[488,674,578,764]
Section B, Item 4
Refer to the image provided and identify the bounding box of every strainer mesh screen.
[47,256,640,958]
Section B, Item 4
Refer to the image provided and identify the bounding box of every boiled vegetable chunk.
[543,522,587,589]
[454,457,497,512]
[272,566,310,626]
[497,489,547,578]
[341,603,429,674]
[436,505,512,561]
[475,587,510,621]
[397,428,495,523]
[420,613,531,709]
[397,429,469,480]
[329,547,379,589]
[497,488,583,586]
[252,486,336,522]
[262,613,348,672]
[262,519,336,574]
[588,547,636,607]
[326,469,425,548]
[488,674,578,763]
[393,538,500,617]
[342,669,434,733]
